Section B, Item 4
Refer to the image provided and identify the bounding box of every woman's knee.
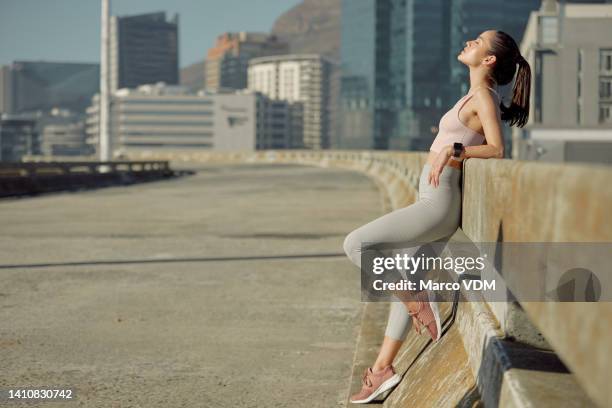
[343,230,360,258]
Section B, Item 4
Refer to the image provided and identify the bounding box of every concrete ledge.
[385,322,479,407]
[500,365,596,408]
[462,158,612,407]
[456,292,597,407]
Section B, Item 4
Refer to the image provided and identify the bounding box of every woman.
[344,29,531,404]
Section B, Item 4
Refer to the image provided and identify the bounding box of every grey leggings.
[343,163,462,341]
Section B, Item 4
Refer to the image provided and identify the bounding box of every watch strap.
[453,142,464,158]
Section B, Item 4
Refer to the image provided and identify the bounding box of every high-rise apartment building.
[205,32,288,91]
[110,12,179,92]
[248,54,331,149]
[521,0,612,126]
[513,1,612,164]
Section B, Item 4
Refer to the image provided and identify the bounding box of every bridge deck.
[0,162,380,407]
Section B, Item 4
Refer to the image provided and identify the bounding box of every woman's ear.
[483,54,496,67]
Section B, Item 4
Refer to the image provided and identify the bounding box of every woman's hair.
[487,30,531,128]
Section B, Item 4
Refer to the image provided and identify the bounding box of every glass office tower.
[339,0,540,151]
[449,0,540,98]
[339,0,448,150]
[339,0,379,149]
[0,61,99,114]
[389,0,448,151]
[110,12,179,92]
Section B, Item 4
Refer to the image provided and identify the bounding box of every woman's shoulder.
[470,85,501,102]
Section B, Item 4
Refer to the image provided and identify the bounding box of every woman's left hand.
[428,146,453,188]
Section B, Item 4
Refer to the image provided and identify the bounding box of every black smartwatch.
[452,142,464,159]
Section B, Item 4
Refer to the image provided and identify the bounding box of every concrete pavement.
[0,162,382,407]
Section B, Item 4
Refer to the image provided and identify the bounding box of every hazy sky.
[0,0,302,68]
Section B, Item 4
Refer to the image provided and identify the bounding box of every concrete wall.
[461,157,612,407]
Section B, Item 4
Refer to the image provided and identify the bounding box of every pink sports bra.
[429,85,500,154]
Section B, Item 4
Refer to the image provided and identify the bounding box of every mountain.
[271,0,341,60]
[180,60,205,92]
[180,0,341,92]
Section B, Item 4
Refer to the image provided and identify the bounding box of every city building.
[1,109,90,158]
[255,96,303,150]
[42,121,89,157]
[0,116,39,161]
[205,32,288,91]
[110,12,179,92]
[86,82,301,154]
[338,0,386,150]
[513,1,612,164]
[0,65,13,114]
[448,0,540,156]
[248,54,331,149]
[338,0,450,150]
[0,61,99,115]
[338,0,539,152]
[38,109,91,157]
[516,128,612,164]
[449,0,540,98]
[388,0,450,151]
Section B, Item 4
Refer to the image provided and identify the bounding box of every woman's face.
[458,30,496,67]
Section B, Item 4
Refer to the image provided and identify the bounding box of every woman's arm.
[458,88,505,159]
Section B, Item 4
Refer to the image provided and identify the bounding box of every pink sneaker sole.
[350,373,402,404]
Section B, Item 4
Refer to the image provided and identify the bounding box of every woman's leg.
[348,235,455,373]
[343,164,462,368]
[372,335,404,372]
[344,207,456,366]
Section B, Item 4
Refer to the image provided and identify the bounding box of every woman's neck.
[468,67,496,92]
[468,82,497,94]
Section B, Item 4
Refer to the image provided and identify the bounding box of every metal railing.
[0,160,171,177]
[0,160,176,198]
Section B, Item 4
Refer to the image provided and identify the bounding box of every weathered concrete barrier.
[125,149,611,407]
[0,160,177,198]
[461,158,612,407]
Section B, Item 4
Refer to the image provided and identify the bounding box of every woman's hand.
[428,145,453,188]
